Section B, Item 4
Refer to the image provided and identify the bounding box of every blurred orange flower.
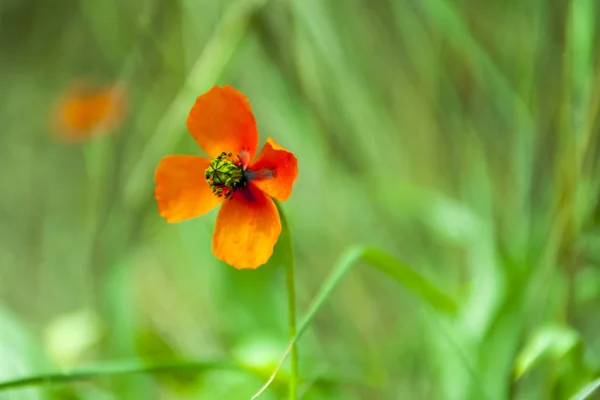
[154,85,298,269]
[53,81,126,141]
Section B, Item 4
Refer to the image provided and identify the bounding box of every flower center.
[205,152,247,199]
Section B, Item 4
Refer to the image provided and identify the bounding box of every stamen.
[245,168,276,181]
[205,152,246,199]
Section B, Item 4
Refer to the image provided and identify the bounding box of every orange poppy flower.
[154,85,298,269]
[53,81,126,141]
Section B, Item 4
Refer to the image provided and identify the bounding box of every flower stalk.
[276,201,298,400]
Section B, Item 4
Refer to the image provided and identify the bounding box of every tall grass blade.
[251,245,457,398]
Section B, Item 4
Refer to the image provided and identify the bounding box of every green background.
[1,0,600,398]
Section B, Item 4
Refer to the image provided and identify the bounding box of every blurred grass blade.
[0,360,238,392]
[252,245,457,398]
[570,378,600,400]
[514,324,580,379]
[125,0,268,207]
[295,246,457,345]
[568,0,594,102]
[420,0,532,125]
[361,248,458,314]
[567,0,596,162]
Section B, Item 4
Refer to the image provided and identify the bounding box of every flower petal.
[54,82,126,141]
[186,85,258,164]
[155,155,222,223]
[212,183,281,269]
[248,138,298,201]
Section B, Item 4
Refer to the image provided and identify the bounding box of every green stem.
[286,253,298,400]
[276,201,298,400]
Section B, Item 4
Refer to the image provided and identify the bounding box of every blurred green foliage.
[1,0,600,398]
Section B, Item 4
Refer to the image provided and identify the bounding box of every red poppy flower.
[154,86,298,269]
[53,80,127,141]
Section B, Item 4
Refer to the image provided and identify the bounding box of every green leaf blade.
[361,248,458,315]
